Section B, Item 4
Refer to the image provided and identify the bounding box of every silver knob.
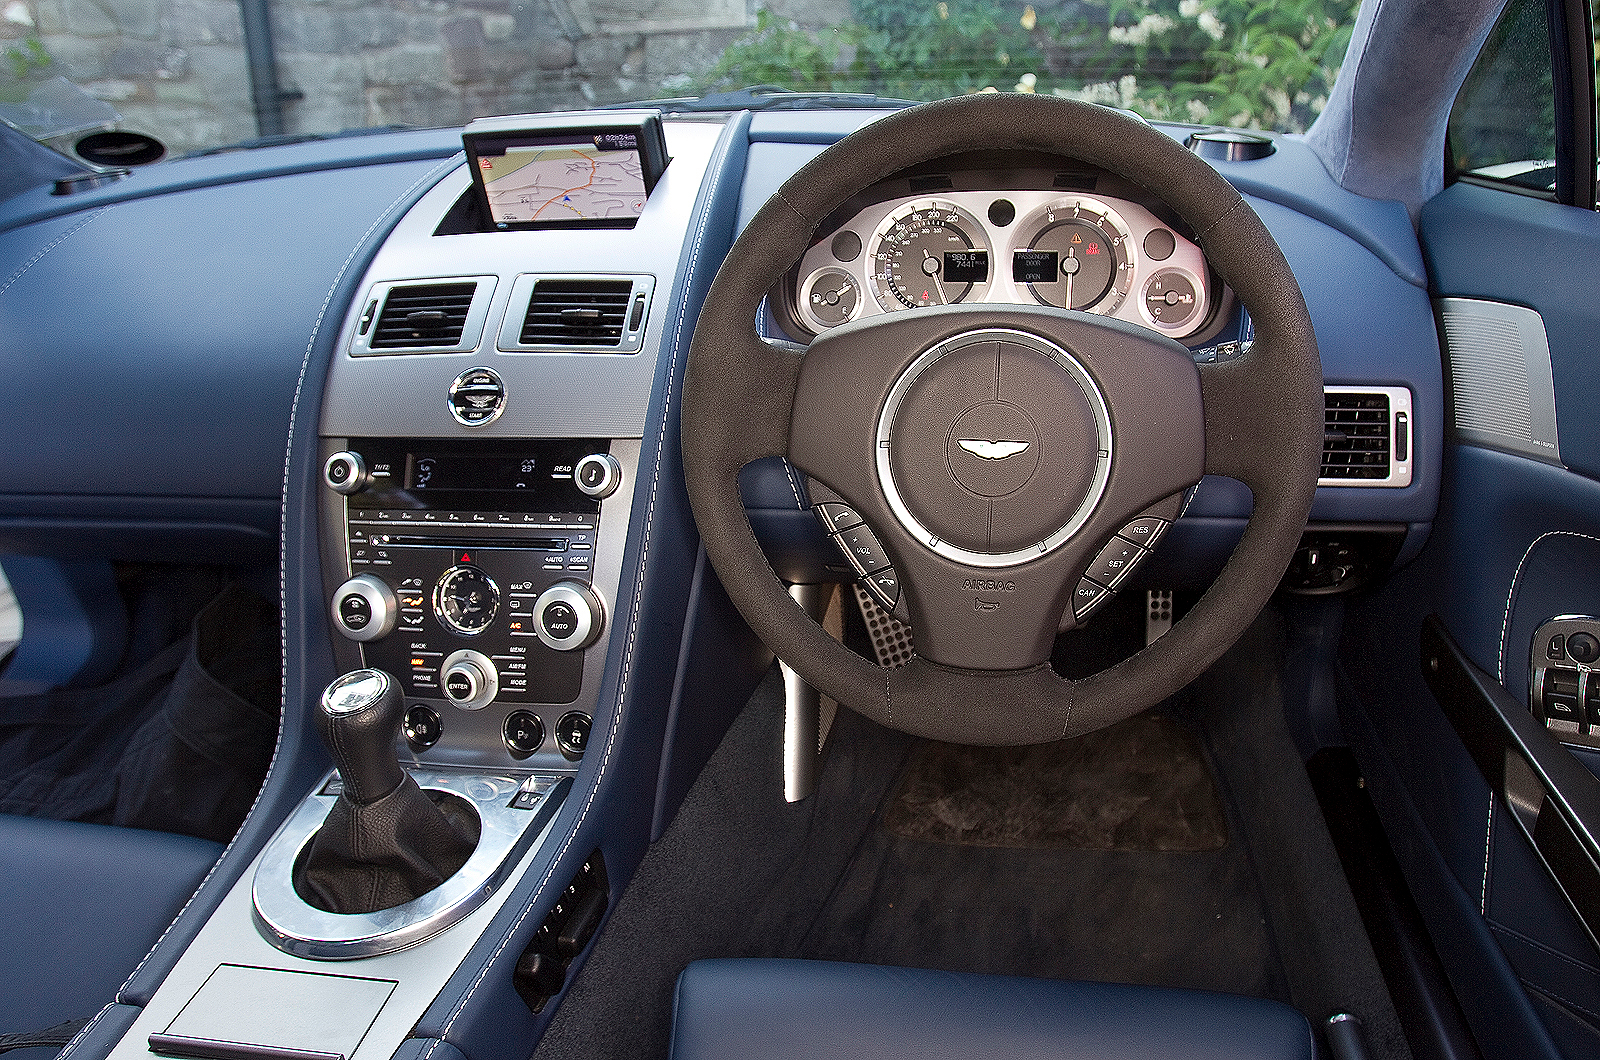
[439,649,498,710]
[573,453,622,499]
[324,451,369,494]
[331,574,397,642]
[533,581,604,652]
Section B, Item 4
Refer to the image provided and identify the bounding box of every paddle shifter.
[294,670,480,914]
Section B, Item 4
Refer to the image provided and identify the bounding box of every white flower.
[1179,0,1202,17]
[1186,98,1211,123]
[1118,73,1139,107]
[2,1,32,26]
[1015,72,1038,93]
[1197,11,1225,41]
[1108,13,1174,46]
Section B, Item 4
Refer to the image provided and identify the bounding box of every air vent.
[370,283,478,349]
[1320,386,1413,488]
[498,275,655,354]
[520,280,633,346]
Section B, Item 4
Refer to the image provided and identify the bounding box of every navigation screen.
[474,134,648,226]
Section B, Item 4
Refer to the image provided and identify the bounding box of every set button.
[1072,515,1172,622]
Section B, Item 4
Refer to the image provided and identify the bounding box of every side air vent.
[349,277,495,356]
[1320,386,1413,488]
[498,274,655,354]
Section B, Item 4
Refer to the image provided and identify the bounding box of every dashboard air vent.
[520,279,634,347]
[369,282,479,350]
[1320,386,1413,488]
[1323,392,1390,479]
[498,275,655,354]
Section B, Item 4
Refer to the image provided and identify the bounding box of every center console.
[96,113,739,1060]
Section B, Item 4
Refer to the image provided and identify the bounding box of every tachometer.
[1013,198,1134,312]
[867,200,992,311]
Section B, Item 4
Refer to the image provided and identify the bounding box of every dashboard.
[0,105,1445,1060]
[784,186,1223,343]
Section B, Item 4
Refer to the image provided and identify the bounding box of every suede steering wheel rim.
[683,94,1322,746]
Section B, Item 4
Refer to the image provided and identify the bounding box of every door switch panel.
[1530,616,1600,748]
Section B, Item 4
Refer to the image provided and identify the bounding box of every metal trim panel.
[1439,297,1562,465]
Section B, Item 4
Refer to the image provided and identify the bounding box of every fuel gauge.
[801,267,862,330]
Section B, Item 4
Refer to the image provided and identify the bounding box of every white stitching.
[57,1003,113,1060]
[427,126,738,1054]
[1497,530,1600,682]
[1480,791,1493,915]
[0,207,112,298]
[782,461,806,511]
[100,156,458,1017]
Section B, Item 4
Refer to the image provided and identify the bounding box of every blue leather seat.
[671,959,1313,1060]
[1,814,222,1037]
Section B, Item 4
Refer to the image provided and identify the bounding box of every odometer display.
[868,201,992,310]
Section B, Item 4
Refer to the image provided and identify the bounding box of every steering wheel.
[683,94,1322,746]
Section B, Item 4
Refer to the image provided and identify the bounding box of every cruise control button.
[815,502,864,533]
[1117,517,1168,549]
[1072,579,1110,620]
[835,525,891,575]
[865,568,900,609]
[1087,538,1143,588]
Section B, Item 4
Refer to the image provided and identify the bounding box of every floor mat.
[882,709,1227,851]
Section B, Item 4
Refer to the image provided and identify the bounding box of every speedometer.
[867,200,991,311]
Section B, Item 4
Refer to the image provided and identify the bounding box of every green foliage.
[1065,0,1359,132]
[701,0,1360,132]
[701,2,1044,101]
[1,38,54,104]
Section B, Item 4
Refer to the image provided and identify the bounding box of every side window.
[1449,0,1559,194]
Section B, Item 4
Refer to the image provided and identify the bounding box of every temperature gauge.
[1141,269,1202,332]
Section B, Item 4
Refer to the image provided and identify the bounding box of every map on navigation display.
[477,142,648,225]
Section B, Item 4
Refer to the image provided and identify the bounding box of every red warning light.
[460,552,471,563]
[1086,243,1101,255]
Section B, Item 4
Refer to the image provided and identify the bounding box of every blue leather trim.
[651,548,771,841]
[1422,182,1600,480]
[670,959,1313,1060]
[105,154,461,1022]
[0,130,463,235]
[0,158,450,540]
[57,1004,141,1060]
[409,113,755,1060]
[0,816,220,1035]
[0,557,126,695]
[1205,138,1428,288]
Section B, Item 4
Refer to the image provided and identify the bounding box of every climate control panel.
[323,437,625,768]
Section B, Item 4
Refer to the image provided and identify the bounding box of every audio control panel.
[321,437,632,770]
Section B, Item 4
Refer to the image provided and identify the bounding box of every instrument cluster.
[788,189,1219,341]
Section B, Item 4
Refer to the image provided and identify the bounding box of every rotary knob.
[331,574,397,642]
[533,581,605,651]
[439,649,498,710]
[324,451,369,494]
[574,453,622,499]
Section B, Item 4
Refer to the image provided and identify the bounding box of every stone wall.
[2,0,846,156]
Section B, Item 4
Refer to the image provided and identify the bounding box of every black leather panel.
[670,959,1313,1060]
[0,814,220,1034]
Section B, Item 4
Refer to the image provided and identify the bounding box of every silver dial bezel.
[866,199,994,312]
[433,564,501,636]
[1015,196,1137,314]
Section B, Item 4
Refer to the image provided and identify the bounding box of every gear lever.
[294,670,479,914]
